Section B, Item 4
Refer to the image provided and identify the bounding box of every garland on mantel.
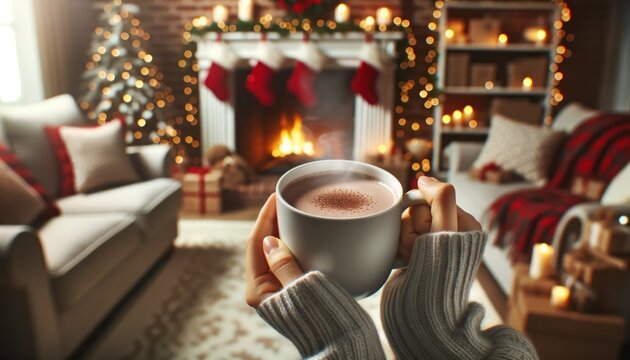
[188,18,405,37]
[177,16,416,166]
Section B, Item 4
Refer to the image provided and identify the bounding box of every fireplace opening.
[234,67,355,174]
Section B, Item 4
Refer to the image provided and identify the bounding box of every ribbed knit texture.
[381,231,538,360]
[257,231,538,359]
[257,272,386,360]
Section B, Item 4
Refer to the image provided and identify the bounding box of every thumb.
[263,236,304,287]
[416,176,458,232]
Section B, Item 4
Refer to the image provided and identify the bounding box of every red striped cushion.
[0,144,60,226]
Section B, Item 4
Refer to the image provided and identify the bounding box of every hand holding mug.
[398,176,481,263]
[245,194,304,307]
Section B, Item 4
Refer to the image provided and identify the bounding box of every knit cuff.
[381,231,492,359]
[257,271,385,360]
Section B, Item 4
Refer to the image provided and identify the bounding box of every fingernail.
[263,236,280,255]
[419,176,437,186]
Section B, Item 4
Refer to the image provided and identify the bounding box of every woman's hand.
[398,176,481,262]
[245,193,304,307]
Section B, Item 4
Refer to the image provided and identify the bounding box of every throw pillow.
[551,102,600,133]
[59,119,140,193]
[45,118,127,197]
[601,163,630,205]
[0,144,60,225]
[0,162,46,225]
[473,114,565,183]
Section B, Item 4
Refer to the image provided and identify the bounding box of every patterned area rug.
[85,219,501,359]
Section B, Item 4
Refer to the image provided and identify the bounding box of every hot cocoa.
[282,171,396,219]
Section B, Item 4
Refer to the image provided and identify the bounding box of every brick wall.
[67,0,412,101]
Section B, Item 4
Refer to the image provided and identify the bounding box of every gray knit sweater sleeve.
[381,231,538,360]
[256,271,386,360]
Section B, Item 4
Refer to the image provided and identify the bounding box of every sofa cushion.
[0,95,85,197]
[59,119,139,193]
[473,114,565,183]
[56,178,181,235]
[602,163,630,205]
[552,102,600,133]
[450,171,539,222]
[39,213,141,310]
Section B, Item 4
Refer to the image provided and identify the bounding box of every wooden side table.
[507,265,625,360]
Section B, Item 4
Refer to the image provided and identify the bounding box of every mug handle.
[392,189,430,269]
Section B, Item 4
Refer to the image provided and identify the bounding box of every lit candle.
[376,7,392,26]
[498,33,508,47]
[453,110,463,127]
[550,285,571,310]
[535,29,547,45]
[463,105,474,121]
[529,243,554,279]
[445,28,455,42]
[335,3,350,23]
[238,0,253,22]
[522,76,533,91]
[213,5,228,23]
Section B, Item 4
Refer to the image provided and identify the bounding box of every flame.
[272,114,315,158]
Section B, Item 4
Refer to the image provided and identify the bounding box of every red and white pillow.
[0,144,60,226]
[45,119,139,194]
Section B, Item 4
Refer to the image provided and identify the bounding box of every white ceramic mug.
[276,160,426,298]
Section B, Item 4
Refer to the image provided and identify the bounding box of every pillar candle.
[550,285,570,310]
[335,3,350,23]
[213,5,228,23]
[238,0,253,22]
[376,7,392,26]
[529,243,554,279]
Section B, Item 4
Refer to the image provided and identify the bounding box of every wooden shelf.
[442,86,548,96]
[446,44,554,53]
[445,1,557,11]
[441,127,489,135]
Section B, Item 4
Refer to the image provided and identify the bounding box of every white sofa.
[0,95,182,359]
[447,103,630,295]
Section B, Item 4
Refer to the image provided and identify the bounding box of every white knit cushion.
[0,162,46,224]
[473,114,565,183]
[59,120,139,193]
[601,163,630,205]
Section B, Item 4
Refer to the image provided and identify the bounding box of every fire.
[272,114,315,158]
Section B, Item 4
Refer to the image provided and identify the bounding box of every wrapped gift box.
[508,264,625,359]
[181,167,222,214]
[597,225,630,256]
[563,249,628,314]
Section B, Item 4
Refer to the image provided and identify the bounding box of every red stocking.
[246,62,277,106]
[203,37,238,102]
[351,62,379,105]
[204,62,230,101]
[245,37,284,107]
[352,37,383,105]
[287,62,317,107]
[287,36,326,108]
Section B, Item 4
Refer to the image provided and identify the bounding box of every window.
[0,0,22,103]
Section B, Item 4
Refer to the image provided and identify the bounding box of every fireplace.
[234,67,355,173]
[196,32,403,172]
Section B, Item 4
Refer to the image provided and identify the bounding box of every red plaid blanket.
[488,113,630,263]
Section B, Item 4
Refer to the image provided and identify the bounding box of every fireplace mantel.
[195,31,404,164]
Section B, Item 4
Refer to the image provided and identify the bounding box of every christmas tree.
[80,0,179,147]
